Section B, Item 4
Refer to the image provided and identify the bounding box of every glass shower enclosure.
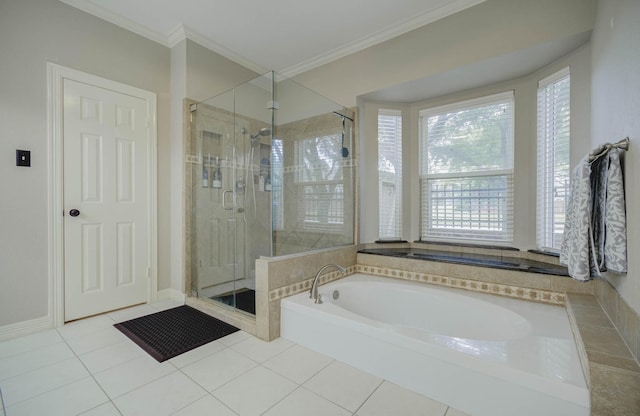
[186,72,355,315]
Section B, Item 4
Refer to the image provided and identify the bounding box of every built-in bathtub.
[280,273,589,416]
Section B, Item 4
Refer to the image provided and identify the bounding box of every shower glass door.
[189,92,243,309]
[188,72,274,315]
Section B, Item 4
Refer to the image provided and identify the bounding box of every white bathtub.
[280,274,589,416]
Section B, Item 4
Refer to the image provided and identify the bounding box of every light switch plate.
[16,149,31,167]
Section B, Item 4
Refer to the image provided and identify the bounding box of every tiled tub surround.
[594,278,640,365]
[262,244,590,341]
[267,245,639,415]
[255,245,359,341]
[356,250,595,303]
[358,245,640,364]
[281,274,589,416]
[566,292,640,415]
[356,263,568,305]
[352,247,639,415]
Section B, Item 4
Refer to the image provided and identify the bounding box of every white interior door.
[63,78,151,321]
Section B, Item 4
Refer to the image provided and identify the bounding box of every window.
[294,134,344,232]
[378,109,403,240]
[419,91,514,242]
[537,68,570,251]
[271,138,284,230]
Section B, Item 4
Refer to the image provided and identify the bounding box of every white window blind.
[419,91,514,242]
[294,135,344,232]
[537,68,570,251]
[378,109,403,240]
[271,138,284,230]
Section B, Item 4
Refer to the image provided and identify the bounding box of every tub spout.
[310,264,346,304]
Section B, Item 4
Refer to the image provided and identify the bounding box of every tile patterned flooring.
[0,300,468,416]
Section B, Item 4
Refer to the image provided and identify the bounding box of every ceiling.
[59,0,486,75]
[60,0,591,104]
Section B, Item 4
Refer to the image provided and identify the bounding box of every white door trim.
[47,63,158,327]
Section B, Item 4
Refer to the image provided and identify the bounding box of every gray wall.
[186,40,259,102]
[591,0,640,316]
[0,0,170,327]
[0,1,258,328]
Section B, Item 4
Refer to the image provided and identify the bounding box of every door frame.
[47,63,158,326]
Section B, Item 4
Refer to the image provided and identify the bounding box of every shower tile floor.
[198,277,255,299]
[0,300,469,416]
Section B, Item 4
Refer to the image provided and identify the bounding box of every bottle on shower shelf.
[212,156,222,188]
[259,157,269,191]
[202,154,209,188]
[264,172,271,192]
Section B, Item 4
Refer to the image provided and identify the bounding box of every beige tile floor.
[0,300,468,416]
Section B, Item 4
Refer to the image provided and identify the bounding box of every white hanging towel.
[560,156,592,281]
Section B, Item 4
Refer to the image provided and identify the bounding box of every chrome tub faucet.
[310,264,346,304]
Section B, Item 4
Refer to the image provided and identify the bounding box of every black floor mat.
[211,289,256,315]
[114,305,239,362]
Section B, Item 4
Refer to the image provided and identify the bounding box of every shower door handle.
[222,190,234,210]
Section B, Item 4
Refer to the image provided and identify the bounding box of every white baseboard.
[0,316,52,342]
[156,288,186,303]
[0,290,185,342]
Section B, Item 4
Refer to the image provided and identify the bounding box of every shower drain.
[332,290,340,300]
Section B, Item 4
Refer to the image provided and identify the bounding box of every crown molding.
[280,0,486,77]
[60,0,267,73]
[60,0,485,77]
[167,23,187,47]
[168,24,268,75]
[59,0,169,46]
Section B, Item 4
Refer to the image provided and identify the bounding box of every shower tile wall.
[273,111,356,256]
[255,245,359,341]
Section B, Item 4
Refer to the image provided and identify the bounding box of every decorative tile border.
[268,264,566,305]
[268,266,357,302]
[187,154,359,174]
[356,265,566,306]
[185,155,259,170]
[282,158,358,174]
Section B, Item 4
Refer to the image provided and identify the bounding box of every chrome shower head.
[250,128,271,139]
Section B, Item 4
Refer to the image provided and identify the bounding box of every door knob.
[69,209,80,217]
